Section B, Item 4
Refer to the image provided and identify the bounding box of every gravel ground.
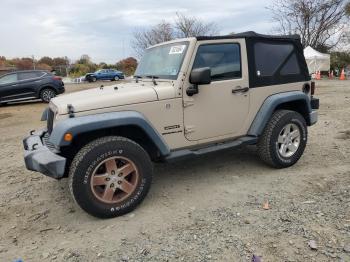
[0,80,349,262]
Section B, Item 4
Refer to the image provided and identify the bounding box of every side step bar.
[165,136,257,162]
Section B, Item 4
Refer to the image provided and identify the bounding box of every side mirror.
[187,67,211,96]
[190,67,211,85]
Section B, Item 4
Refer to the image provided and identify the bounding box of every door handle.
[232,86,249,94]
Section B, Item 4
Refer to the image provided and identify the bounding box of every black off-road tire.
[68,136,153,218]
[257,110,307,168]
[40,88,56,103]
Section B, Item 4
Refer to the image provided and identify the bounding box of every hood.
[51,81,176,115]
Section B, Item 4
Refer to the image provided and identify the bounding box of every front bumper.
[23,130,66,179]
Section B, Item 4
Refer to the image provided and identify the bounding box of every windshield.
[135,42,189,80]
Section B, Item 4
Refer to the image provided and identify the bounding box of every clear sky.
[0,0,276,63]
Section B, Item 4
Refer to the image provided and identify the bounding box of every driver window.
[193,43,242,81]
[0,73,18,84]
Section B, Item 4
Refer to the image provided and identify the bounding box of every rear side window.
[0,73,18,84]
[254,42,300,77]
[280,53,300,75]
[193,43,241,81]
[18,71,45,80]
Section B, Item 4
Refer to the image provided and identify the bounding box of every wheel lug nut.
[117,181,122,185]
[111,171,115,175]
[106,177,110,181]
[110,183,114,188]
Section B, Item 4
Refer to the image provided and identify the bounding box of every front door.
[183,39,250,141]
[16,71,42,99]
[0,73,19,101]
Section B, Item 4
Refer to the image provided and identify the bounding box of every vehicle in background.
[0,70,65,104]
[85,69,125,82]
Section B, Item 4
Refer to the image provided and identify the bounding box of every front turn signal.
[64,133,73,142]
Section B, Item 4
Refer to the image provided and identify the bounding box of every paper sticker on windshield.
[169,45,186,55]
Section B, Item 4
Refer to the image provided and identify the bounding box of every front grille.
[47,109,54,134]
[42,132,57,152]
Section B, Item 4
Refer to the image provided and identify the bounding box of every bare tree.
[269,0,348,51]
[174,13,219,38]
[132,13,219,56]
[132,22,174,57]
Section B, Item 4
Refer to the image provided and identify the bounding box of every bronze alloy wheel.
[69,136,153,218]
[90,156,139,204]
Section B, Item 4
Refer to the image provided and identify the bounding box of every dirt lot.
[0,80,350,262]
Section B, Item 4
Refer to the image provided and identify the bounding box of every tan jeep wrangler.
[23,32,319,218]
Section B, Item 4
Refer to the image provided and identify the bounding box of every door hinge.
[183,100,194,108]
[185,125,196,134]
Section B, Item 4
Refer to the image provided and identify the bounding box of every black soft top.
[197,31,309,88]
[196,31,301,41]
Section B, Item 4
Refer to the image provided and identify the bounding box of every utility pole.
[32,55,35,70]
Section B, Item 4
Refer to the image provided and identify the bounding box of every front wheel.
[257,110,307,168]
[68,136,153,218]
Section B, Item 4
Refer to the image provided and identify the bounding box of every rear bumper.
[309,110,318,126]
[309,97,319,126]
[57,87,65,94]
[23,130,66,179]
[311,97,319,110]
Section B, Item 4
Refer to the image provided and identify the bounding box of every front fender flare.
[49,111,171,157]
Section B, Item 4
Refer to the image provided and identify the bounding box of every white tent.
[304,46,330,74]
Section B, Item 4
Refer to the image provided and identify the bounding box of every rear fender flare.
[248,91,311,136]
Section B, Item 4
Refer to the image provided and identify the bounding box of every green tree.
[331,51,350,70]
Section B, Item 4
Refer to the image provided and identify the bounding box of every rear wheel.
[257,110,307,168]
[68,136,153,218]
[40,88,56,103]
[113,75,120,81]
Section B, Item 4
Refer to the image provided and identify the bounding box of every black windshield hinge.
[67,104,75,118]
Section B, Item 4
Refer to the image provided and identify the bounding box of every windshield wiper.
[145,75,159,79]
[146,75,159,85]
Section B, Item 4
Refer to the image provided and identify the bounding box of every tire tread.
[68,136,152,218]
[257,110,307,168]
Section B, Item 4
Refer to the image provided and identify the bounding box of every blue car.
[85,69,125,82]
